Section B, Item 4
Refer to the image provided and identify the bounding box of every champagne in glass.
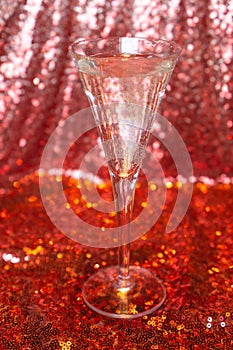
[70,37,181,318]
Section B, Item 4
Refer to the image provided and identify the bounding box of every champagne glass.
[70,37,181,318]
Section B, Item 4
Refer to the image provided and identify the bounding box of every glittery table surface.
[0,0,233,349]
[0,174,233,350]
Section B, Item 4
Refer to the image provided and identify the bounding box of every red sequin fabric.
[0,1,233,349]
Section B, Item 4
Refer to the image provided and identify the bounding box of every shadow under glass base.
[82,266,166,319]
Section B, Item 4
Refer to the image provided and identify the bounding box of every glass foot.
[82,266,166,319]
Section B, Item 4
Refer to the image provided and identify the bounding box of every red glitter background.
[0,0,233,349]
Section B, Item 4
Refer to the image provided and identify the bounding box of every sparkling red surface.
[0,174,233,349]
[0,0,233,349]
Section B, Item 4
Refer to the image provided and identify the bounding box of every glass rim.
[69,36,182,61]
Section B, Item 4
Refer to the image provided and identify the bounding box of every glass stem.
[110,170,139,288]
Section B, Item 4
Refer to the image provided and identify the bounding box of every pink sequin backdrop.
[0,0,232,180]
